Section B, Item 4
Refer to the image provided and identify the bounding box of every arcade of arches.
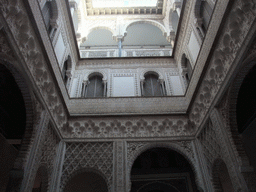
[1,0,256,191]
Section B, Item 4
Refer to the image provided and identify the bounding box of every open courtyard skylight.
[92,0,158,8]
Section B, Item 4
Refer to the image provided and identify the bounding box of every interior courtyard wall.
[1,0,256,192]
[64,115,192,139]
[189,0,256,128]
[57,140,209,192]
[69,59,185,98]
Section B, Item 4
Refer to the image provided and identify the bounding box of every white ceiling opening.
[92,0,158,8]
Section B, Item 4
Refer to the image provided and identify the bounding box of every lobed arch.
[84,26,116,41]
[211,158,235,192]
[65,55,72,70]
[228,51,256,166]
[140,70,164,81]
[124,20,168,38]
[0,57,35,170]
[181,53,188,68]
[62,167,110,192]
[169,8,179,33]
[50,0,58,22]
[42,0,59,24]
[194,0,202,19]
[84,71,107,81]
[128,142,202,191]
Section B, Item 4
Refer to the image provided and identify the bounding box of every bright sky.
[92,0,158,8]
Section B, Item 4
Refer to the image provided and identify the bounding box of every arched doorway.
[212,159,234,192]
[0,64,27,191]
[32,166,48,192]
[64,171,108,192]
[236,63,256,171]
[130,147,199,192]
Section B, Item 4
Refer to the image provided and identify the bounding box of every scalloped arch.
[124,20,168,37]
[128,142,202,191]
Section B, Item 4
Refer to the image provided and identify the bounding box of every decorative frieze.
[63,116,194,139]
[189,0,256,128]
[0,0,68,130]
[113,141,126,192]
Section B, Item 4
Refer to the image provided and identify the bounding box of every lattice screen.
[198,120,221,174]
[60,142,113,190]
[40,124,60,190]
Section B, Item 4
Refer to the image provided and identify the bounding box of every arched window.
[62,60,68,85]
[42,0,58,39]
[83,75,105,98]
[62,56,71,86]
[142,73,165,96]
[169,10,179,34]
[42,2,53,34]
[181,54,192,85]
[200,0,213,32]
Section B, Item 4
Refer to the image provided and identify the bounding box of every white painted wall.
[70,78,78,97]
[188,31,200,63]
[112,76,135,97]
[170,76,184,95]
[54,33,66,65]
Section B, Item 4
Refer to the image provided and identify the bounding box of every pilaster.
[113,140,127,192]
[49,141,66,192]
[20,110,50,192]
[210,108,249,191]
[192,139,214,192]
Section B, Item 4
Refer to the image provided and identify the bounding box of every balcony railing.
[80,46,172,58]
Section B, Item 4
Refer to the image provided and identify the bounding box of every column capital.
[169,31,176,40]
[50,19,58,29]
[69,1,78,10]
[82,80,88,84]
[194,18,204,27]
[173,1,182,10]
[114,35,124,42]
[158,78,165,84]
[66,70,72,78]
[103,80,108,84]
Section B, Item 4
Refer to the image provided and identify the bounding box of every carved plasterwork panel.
[110,72,138,97]
[76,57,177,69]
[127,141,195,171]
[126,140,197,190]
[189,0,256,128]
[198,120,221,174]
[0,30,15,58]
[60,142,113,191]
[63,116,194,139]
[198,116,245,191]
[113,141,126,191]
[68,96,188,115]
[0,0,68,129]
[40,124,60,189]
